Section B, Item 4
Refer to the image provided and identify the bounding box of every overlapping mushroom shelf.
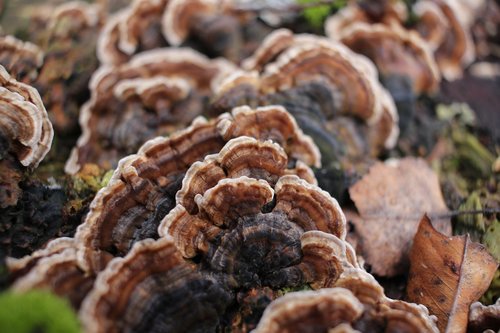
[0,65,53,207]
[7,106,439,332]
[0,2,104,134]
[98,0,272,65]
[210,30,399,166]
[65,48,235,173]
[325,0,479,82]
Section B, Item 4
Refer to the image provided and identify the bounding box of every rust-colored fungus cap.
[0,66,53,207]
[413,0,475,80]
[75,106,320,273]
[254,268,438,333]
[79,237,232,333]
[0,36,43,83]
[160,175,345,289]
[337,23,441,95]
[65,48,234,174]
[11,238,94,309]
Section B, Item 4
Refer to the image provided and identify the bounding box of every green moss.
[480,270,500,305]
[454,192,485,241]
[0,290,80,333]
[297,0,347,28]
[483,219,500,263]
[276,284,312,297]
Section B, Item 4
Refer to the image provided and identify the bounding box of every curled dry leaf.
[348,157,451,276]
[407,215,498,333]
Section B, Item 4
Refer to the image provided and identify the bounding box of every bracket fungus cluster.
[0,66,53,208]
[254,269,438,333]
[0,36,44,83]
[325,0,482,82]
[74,105,320,273]
[98,0,271,65]
[1,1,497,332]
[66,48,235,173]
[0,2,105,134]
[211,30,399,167]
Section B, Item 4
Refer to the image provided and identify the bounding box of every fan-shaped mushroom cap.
[75,106,320,273]
[325,1,407,38]
[6,237,75,278]
[337,23,440,95]
[162,0,220,46]
[160,175,346,289]
[253,288,364,333]
[66,48,235,174]
[0,36,43,83]
[253,268,439,333]
[413,1,450,51]
[212,31,399,158]
[97,0,169,65]
[177,137,317,214]
[0,66,53,168]
[0,66,53,207]
[413,0,475,80]
[241,29,294,72]
[98,0,268,65]
[79,236,232,333]
[217,105,321,167]
[11,242,94,309]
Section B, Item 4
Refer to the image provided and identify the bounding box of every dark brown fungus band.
[160,175,346,290]
[0,66,53,208]
[79,237,232,333]
[66,48,234,174]
[212,31,398,165]
[253,268,439,333]
[75,106,320,273]
[10,239,94,309]
[0,36,43,83]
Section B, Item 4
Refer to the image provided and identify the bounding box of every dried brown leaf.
[407,215,499,333]
[348,157,451,276]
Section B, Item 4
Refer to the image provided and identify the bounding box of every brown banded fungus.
[79,236,232,333]
[176,136,317,214]
[66,48,234,173]
[159,175,347,290]
[412,0,475,80]
[212,30,399,165]
[334,23,441,95]
[98,0,271,65]
[74,106,320,273]
[10,238,93,309]
[0,66,53,208]
[26,1,104,134]
[0,36,44,83]
[253,268,439,333]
